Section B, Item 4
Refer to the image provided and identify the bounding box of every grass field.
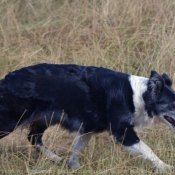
[1,0,175,174]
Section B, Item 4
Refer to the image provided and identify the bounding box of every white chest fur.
[129,75,154,130]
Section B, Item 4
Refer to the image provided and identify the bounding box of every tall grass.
[0,0,175,174]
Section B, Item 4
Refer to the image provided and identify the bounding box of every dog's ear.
[147,70,164,101]
[143,71,164,118]
[162,73,172,87]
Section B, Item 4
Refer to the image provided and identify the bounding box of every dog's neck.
[129,75,154,130]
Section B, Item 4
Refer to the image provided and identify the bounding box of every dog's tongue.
[164,116,175,126]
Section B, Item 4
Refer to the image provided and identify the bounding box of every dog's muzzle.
[164,116,175,128]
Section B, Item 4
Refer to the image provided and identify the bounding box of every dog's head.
[143,71,175,129]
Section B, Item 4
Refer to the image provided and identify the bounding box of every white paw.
[49,155,62,163]
[154,162,174,172]
[36,144,62,163]
[68,155,80,169]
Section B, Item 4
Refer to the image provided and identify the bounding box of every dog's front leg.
[123,140,174,172]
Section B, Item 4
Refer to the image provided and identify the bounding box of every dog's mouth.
[164,115,175,128]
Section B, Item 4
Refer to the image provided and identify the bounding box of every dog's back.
[0,63,133,137]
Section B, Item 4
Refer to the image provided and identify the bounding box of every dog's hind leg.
[68,132,93,169]
[28,124,62,163]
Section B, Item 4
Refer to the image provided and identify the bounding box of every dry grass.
[1,0,175,174]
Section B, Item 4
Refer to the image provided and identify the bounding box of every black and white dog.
[0,63,175,171]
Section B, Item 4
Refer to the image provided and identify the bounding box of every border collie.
[0,63,175,171]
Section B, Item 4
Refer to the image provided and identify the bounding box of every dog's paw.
[36,144,62,164]
[50,155,62,163]
[68,156,80,169]
[154,162,174,173]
